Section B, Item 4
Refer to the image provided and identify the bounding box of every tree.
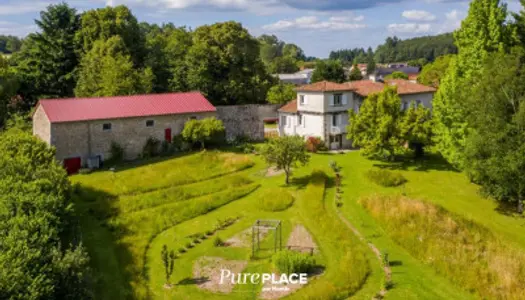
[0,35,22,53]
[181,117,225,149]
[398,103,433,157]
[348,63,363,81]
[374,33,457,63]
[418,55,454,87]
[433,0,511,169]
[260,135,310,184]
[267,83,296,104]
[366,48,376,75]
[0,128,91,298]
[282,43,306,61]
[258,34,284,65]
[268,56,299,74]
[0,56,19,128]
[385,71,408,80]
[185,22,275,105]
[347,86,404,160]
[12,3,79,106]
[464,49,525,213]
[75,36,153,97]
[75,5,145,67]
[310,60,346,83]
[161,245,175,287]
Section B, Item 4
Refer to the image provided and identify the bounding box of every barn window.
[102,123,112,131]
[146,120,155,127]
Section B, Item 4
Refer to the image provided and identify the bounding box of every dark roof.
[35,92,216,123]
[375,66,421,76]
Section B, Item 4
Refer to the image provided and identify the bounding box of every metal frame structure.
[251,219,282,257]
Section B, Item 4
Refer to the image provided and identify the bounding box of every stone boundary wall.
[216,104,281,141]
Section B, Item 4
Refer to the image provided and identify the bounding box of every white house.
[276,69,315,85]
[278,79,436,150]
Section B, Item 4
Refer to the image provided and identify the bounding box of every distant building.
[369,66,421,82]
[276,68,315,85]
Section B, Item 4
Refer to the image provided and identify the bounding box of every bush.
[186,242,194,249]
[366,169,407,187]
[256,188,294,212]
[272,250,316,274]
[110,141,124,162]
[205,230,213,236]
[178,248,186,254]
[214,236,224,247]
[142,137,160,158]
[305,136,323,153]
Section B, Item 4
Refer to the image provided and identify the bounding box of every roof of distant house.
[375,66,421,76]
[407,73,419,81]
[34,92,216,123]
[346,80,385,97]
[385,79,436,95]
[296,81,355,92]
[278,99,298,114]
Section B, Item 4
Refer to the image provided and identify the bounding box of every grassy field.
[72,149,525,299]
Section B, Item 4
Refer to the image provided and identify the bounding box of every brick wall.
[216,104,280,141]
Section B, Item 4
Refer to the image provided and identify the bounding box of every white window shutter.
[342,94,348,105]
[304,95,308,105]
[330,95,334,106]
[303,115,306,128]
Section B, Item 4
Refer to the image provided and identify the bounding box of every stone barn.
[32,92,216,174]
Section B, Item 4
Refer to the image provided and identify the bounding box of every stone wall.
[216,104,280,141]
[50,111,216,164]
[32,105,51,144]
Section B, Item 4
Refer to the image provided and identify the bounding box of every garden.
[71,146,525,300]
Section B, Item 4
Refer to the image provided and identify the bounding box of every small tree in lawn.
[260,135,310,184]
[161,245,176,288]
[182,117,225,149]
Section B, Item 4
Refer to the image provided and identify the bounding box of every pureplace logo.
[220,269,308,288]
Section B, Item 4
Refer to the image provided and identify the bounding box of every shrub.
[205,230,213,236]
[214,236,224,247]
[142,137,161,158]
[193,238,201,244]
[186,242,194,249]
[272,250,316,274]
[305,136,324,153]
[366,169,407,187]
[110,141,124,162]
[256,188,294,212]
[178,248,186,254]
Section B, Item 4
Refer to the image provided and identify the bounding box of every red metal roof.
[35,92,216,123]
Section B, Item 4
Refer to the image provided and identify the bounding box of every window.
[299,95,306,105]
[281,116,287,126]
[402,101,409,110]
[298,114,302,125]
[146,120,154,127]
[332,114,338,126]
[333,94,343,106]
[416,100,422,107]
[190,116,197,120]
[102,123,112,131]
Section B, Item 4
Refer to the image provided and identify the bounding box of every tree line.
[0,35,22,54]
[0,4,286,128]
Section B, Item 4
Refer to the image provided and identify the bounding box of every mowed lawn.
[71,149,525,300]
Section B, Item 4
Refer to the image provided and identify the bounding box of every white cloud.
[263,15,366,31]
[438,9,464,33]
[387,23,432,34]
[402,10,436,21]
[0,1,51,15]
[329,15,364,22]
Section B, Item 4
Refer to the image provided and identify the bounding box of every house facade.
[33,92,216,174]
[278,79,436,150]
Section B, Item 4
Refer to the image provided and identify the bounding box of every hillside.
[374,33,457,63]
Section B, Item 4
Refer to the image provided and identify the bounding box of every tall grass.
[71,152,254,195]
[292,171,370,299]
[256,188,294,212]
[110,183,260,298]
[84,175,253,218]
[360,195,525,300]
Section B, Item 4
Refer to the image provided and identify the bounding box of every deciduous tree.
[311,60,346,83]
[418,55,454,87]
[267,83,296,104]
[348,63,363,81]
[182,117,225,149]
[260,135,310,184]
[385,71,408,80]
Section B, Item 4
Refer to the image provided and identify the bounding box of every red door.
[164,128,172,143]
[64,157,81,175]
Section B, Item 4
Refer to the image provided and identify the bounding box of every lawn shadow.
[288,174,312,190]
[178,277,210,285]
[373,153,458,173]
[104,151,197,173]
[494,201,524,218]
[72,185,135,298]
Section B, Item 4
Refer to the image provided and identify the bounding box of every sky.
[0,0,523,58]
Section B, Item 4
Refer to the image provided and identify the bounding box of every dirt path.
[334,196,392,298]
